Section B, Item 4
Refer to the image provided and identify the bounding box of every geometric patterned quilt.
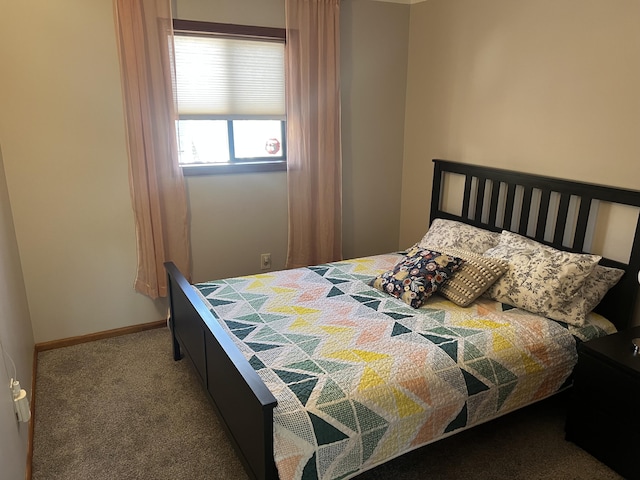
[194,254,615,480]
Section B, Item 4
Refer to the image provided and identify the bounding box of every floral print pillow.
[579,265,624,314]
[483,231,602,326]
[487,233,624,324]
[418,219,501,254]
[372,247,464,308]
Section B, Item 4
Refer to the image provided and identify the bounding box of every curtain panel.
[285,0,343,269]
[113,0,191,298]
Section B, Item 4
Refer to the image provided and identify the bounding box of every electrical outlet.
[261,253,272,270]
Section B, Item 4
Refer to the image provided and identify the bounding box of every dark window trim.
[182,160,287,176]
[173,20,287,176]
[173,19,286,41]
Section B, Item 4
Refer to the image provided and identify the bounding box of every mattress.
[194,253,615,480]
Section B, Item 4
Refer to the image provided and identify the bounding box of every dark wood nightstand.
[565,326,640,479]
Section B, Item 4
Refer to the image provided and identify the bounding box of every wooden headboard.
[430,159,640,331]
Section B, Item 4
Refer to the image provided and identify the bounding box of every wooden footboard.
[165,262,278,480]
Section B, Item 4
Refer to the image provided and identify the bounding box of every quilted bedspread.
[194,254,615,480]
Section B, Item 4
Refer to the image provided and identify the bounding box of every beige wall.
[186,173,289,282]
[401,0,640,248]
[341,0,409,259]
[402,0,640,326]
[0,0,409,342]
[174,0,285,27]
[0,0,166,343]
[0,145,34,480]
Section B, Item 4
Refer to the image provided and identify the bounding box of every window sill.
[181,161,286,176]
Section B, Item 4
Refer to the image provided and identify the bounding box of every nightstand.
[565,326,640,479]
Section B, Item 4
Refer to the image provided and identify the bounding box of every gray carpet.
[32,327,622,480]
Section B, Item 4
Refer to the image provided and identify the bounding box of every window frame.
[172,19,287,176]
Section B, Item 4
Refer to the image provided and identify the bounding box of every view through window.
[173,20,286,174]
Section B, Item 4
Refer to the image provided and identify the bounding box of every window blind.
[174,34,285,119]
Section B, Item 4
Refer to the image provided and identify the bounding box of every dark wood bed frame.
[165,159,640,480]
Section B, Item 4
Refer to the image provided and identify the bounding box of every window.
[173,20,286,175]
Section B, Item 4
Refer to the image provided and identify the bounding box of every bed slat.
[462,176,472,220]
[519,186,533,234]
[573,198,592,251]
[553,193,571,245]
[503,184,516,231]
[488,180,500,227]
[535,189,552,242]
[474,176,486,222]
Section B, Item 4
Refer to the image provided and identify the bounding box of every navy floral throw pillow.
[373,247,465,308]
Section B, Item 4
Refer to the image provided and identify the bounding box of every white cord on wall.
[0,339,31,423]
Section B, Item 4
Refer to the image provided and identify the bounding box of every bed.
[165,160,640,480]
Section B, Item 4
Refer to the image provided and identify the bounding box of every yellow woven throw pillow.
[435,247,508,307]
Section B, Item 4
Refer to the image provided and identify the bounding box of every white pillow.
[483,231,601,326]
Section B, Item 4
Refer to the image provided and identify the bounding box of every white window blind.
[174,34,285,119]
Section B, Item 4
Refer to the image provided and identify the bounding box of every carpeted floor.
[32,327,622,480]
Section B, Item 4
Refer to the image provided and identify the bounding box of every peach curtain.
[113,0,191,298]
[285,0,343,269]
